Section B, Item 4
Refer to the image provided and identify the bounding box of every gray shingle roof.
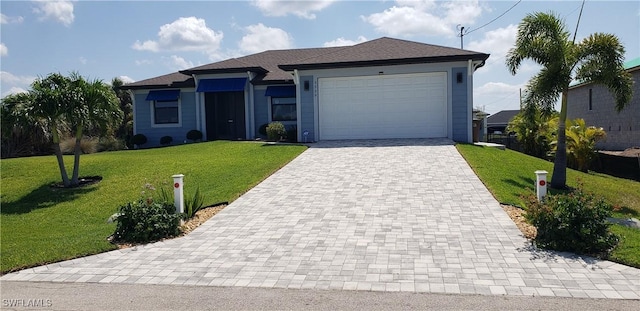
[487,110,520,125]
[123,37,490,89]
[122,71,194,90]
[279,37,489,70]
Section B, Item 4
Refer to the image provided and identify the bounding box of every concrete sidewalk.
[2,139,638,299]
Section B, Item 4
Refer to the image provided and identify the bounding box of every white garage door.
[318,72,447,140]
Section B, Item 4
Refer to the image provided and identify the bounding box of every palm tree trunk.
[51,124,70,187]
[551,90,569,189]
[71,127,83,187]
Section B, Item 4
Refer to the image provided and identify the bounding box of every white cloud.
[165,55,194,70]
[363,0,483,37]
[0,43,7,57]
[118,76,135,84]
[323,36,367,47]
[132,17,223,54]
[79,56,87,65]
[252,0,335,19]
[474,81,525,114]
[467,24,517,57]
[1,13,24,24]
[239,23,293,54]
[1,87,28,98]
[0,71,36,86]
[33,0,74,27]
[1,71,36,99]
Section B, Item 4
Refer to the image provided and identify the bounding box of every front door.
[205,92,246,140]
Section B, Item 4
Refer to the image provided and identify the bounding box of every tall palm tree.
[506,12,633,189]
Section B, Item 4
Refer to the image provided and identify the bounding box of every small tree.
[564,118,606,172]
[4,72,122,187]
[506,104,557,159]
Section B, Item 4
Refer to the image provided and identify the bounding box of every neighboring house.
[122,37,489,147]
[567,57,640,151]
[486,109,520,134]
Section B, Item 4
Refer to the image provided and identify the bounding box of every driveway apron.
[3,139,639,299]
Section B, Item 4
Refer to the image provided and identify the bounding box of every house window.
[154,100,179,124]
[588,88,592,111]
[271,97,296,121]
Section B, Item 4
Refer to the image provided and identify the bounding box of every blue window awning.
[265,85,296,97]
[197,78,247,92]
[146,89,180,101]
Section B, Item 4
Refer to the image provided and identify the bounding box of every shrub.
[186,130,203,142]
[184,186,206,219]
[160,135,173,145]
[111,183,181,243]
[98,136,127,152]
[266,122,286,141]
[258,124,268,136]
[524,183,619,256]
[131,134,147,146]
[60,136,99,154]
[112,199,182,243]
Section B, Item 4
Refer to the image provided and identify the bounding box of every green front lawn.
[457,144,640,268]
[1,141,307,274]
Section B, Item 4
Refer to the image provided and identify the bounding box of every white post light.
[535,170,548,202]
[172,174,185,214]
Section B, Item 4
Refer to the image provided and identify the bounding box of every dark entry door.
[205,92,246,140]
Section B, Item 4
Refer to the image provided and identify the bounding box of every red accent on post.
[174,182,180,188]
[539,180,546,186]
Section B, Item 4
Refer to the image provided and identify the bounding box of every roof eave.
[180,67,268,75]
[278,54,490,71]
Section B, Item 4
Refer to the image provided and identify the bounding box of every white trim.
[150,98,182,128]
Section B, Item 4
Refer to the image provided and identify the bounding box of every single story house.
[486,109,520,134]
[123,37,489,146]
[567,57,639,151]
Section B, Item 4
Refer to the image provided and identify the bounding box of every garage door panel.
[319,72,447,140]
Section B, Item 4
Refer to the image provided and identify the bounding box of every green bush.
[112,198,182,243]
[524,183,619,256]
[186,130,203,142]
[131,134,147,146]
[160,135,173,145]
[266,122,286,141]
[98,136,127,151]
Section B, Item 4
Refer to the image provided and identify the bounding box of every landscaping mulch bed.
[501,204,536,240]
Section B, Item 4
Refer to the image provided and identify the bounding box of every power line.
[457,0,522,48]
[466,0,522,35]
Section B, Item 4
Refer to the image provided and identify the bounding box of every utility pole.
[457,25,465,49]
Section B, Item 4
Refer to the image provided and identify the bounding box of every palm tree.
[27,73,74,186]
[506,12,633,189]
[66,73,122,186]
[2,72,122,187]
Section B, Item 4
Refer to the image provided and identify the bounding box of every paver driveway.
[3,139,639,298]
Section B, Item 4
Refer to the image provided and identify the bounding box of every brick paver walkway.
[3,139,639,298]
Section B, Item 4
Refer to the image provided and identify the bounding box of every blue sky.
[1,0,638,114]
